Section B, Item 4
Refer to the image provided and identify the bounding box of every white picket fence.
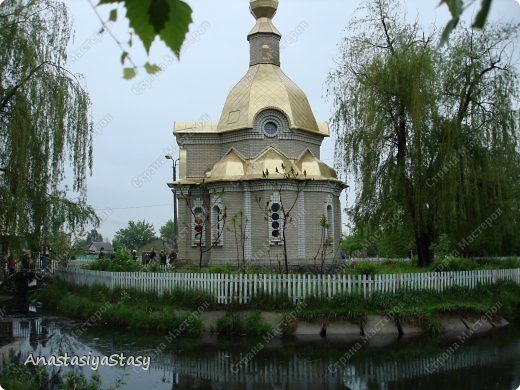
[54,267,520,305]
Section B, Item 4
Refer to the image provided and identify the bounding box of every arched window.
[211,204,224,246]
[326,204,333,241]
[324,195,334,246]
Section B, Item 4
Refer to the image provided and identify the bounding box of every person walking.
[159,250,166,266]
[168,250,177,267]
[149,248,157,263]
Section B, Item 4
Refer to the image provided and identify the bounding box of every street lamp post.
[165,155,179,252]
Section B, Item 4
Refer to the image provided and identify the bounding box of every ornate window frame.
[268,192,284,245]
[210,197,224,247]
[254,109,289,138]
[191,198,206,247]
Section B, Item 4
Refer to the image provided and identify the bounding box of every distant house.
[88,241,113,256]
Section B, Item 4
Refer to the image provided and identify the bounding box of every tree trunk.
[415,231,433,267]
[282,228,289,275]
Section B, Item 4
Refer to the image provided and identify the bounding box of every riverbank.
[34,279,520,337]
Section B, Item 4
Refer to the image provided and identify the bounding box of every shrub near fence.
[54,268,520,305]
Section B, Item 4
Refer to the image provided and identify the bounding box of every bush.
[216,314,243,336]
[0,362,105,390]
[423,314,442,335]
[142,262,163,272]
[350,261,378,276]
[474,257,520,269]
[86,247,141,272]
[430,233,452,259]
[243,311,272,336]
[280,311,298,336]
[249,291,293,310]
[215,312,271,336]
[430,256,477,272]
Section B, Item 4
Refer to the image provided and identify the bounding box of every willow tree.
[329,0,520,266]
[0,0,98,253]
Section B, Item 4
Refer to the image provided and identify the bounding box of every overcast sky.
[64,0,520,241]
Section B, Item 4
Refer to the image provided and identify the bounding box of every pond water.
[0,316,519,389]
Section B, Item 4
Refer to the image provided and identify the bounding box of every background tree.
[341,232,366,260]
[74,228,104,249]
[113,220,156,250]
[85,229,104,243]
[0,0,98,254]
[329,0,520,266]
[159,219,175,247]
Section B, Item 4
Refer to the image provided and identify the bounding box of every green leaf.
[148,0,170,34]
[123,67,137,79]
[109,8,118,22]
[439,0,463,18]
[440,17,459,46]
[120,51,129,65]
[124,0,156,53]
[144,62,161,74]
[159,0,192,58]
[472,0,492,29]
[98,0,124,4]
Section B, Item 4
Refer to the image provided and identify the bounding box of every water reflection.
[1,317,519,389]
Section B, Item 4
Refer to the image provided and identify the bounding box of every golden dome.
[216,64,321,134]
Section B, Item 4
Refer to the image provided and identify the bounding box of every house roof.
[88,241,113,252]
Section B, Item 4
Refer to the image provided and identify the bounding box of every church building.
[169,0,346,268]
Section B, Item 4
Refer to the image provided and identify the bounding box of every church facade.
[169,0,346,268]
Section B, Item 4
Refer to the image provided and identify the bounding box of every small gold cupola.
[248,0,281,66]
[216,0,323,134]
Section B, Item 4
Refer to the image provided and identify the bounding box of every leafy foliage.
[430,256,478,272]
[159,219,175,246]
[215,312,271,336]
[97,0,192,78]
[86,247,141,271]
[430,233,453,259]
[0,361,108,390]
[0,0,98,252]
[75,228,104,249]
[113,220,156,250]
[439,0,494,44]
[347,261,378,276]
[329,0,520,266]
[341,233,366,258]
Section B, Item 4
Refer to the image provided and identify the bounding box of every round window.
[264,121,278,136]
